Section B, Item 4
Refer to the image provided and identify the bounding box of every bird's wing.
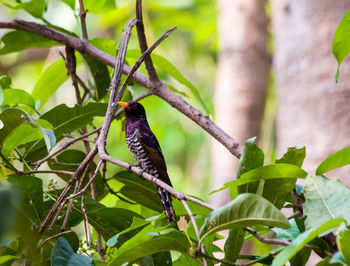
[135,126,173,187]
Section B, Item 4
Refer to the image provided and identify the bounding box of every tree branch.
[0,19,242,158]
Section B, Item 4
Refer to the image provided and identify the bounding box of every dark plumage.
[118,101,176,222]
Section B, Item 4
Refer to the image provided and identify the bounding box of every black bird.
[118,101,176,222]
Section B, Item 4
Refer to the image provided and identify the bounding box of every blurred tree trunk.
[271,1,350,186]
[212,0,269,207]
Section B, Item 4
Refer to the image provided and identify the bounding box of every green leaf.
[276,146,306,167]
[330,252,347,265]
[0,31,56,55]
[272,218,346,266]
[273,219,302,241]
[31,59,69,107]
[337,223,350,264]
[0,188,17,241]
[127,50,209,113]
[0,74,11,90]
[0,108,55,155]
[221,229,244,266]
[61,0,75,9]
[110,229,190,265]
[236,137,264,197]
[83,0,116,13]
[51,237,93,266]
[332,10,350,82]
[173,254,202,266]
[7,175,43,223]
[80,54,110,100]
[199,193,290,243]
[25,103,107,160]
[316,147,350,175]
[304,175,350,230]
[227,164,307,209]
[113,171,162,212]
[2,89,35,109]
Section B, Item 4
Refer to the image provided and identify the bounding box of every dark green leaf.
[0,188,17,241]
[0,108,55,156]
[221,229,244,266]
[276,146,306,167]
[316,147,350,175]
[332,10,350,82]
[25,103,107,160]
[304,176,350,230]
[31,59,69,108]
[199,193,290,243]
[290,249,311,266]
[7,175,43,223]
[51,237,93,266]
[0,31,56,55]
[80,54,110,100]
[173,254,202,266]
[111,228,190,265]
[272,218,346,266]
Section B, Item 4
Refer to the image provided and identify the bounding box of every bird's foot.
[127,163,140,172]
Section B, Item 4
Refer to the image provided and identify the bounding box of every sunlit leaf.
[199,193,290,243]
[304,175,350,230]
[83,0,116,13]
[316,147,350,175]
[2,89,35,109]
[332,10,350,82]
[276,146,306,167]
[0,31,56,55]
[31,59,69,108]
[272,218,346,266]
[337,223,350,264]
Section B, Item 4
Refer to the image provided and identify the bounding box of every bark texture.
[212,0,269,206]
[271,0,350,185]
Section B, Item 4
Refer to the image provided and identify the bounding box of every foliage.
[0,1,350,265]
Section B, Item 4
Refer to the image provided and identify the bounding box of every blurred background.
[1,0,350,244]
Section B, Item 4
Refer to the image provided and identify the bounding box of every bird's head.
[118,101,146,120]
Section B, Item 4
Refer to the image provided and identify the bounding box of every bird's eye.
[132,104,138,109]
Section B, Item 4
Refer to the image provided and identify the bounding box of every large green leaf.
[316,147,350,175]
[276,146,306,167]
[25,103,107,160]
[303,175,350,230]
[221,229,244,266]
[0,31,56,55]
[80,54,110,100]
[7,175,43,223]
[2,89,35,109]
[332,10,350,82]
[0,188,17,241]
[110,228,190,265]
[113,171,162,212]
[272,218,346,266]
[199,193,290,243]
[31,59,69,107]
[51,237,93,266]
[337,224,350,264]
[127,50,209,113]
[0,108,55,155]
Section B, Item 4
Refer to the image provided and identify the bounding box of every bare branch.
[37,230,73,250]
[181,200,207,266]
[78,0,88,39]
[16,170,74,176]
[0,19,243,158]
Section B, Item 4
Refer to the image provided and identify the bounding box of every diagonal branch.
[0,19,242,158]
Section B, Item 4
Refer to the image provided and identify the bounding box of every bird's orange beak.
[118,101,130,108]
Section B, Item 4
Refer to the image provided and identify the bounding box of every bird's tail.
[157,186,176,222]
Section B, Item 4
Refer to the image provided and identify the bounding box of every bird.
[118,101,176,222]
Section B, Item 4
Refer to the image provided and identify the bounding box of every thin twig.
[181,199,207,266]
[81,193,93,246]
[37,230,73,250]
[16,170,74,176]
[78,0,88,40]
